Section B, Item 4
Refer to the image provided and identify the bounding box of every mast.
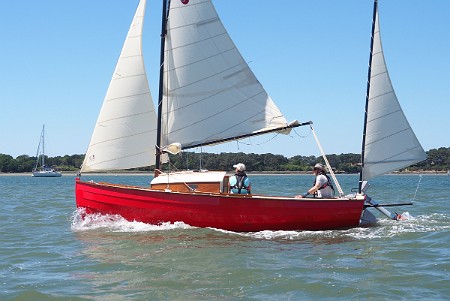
[41,124,45,168]
[155,0,169,171]
[358,0,378,194]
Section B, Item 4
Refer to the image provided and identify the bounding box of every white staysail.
[81,0,157,172]
[161,0,290,149]
[362,10,426,180]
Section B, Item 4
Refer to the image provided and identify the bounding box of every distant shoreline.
[1,170,448,177]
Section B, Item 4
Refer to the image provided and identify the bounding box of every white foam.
[210,227,340,240]
[70,208,193,232]
[349,212,450,239]
[71,208,449,240]
[235,213,449,240]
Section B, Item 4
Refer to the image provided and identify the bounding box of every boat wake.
[214,212,450,241]
[71,208,193,232]
[71,209,449,241]
[338,212,450,240]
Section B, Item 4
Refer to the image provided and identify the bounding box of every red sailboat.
[75,0,425,231]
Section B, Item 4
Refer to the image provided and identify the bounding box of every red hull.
[75,179,365,232]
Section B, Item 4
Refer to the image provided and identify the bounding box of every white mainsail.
[161,0,290,149]
[81,0,157,172]
[362,10,426,180]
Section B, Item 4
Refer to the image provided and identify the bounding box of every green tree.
[0,154,14,172]
[0,147,448,173]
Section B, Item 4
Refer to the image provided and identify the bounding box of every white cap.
[233,163,246,172]
[314,163,325,171]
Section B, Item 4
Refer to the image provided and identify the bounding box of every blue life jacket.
[229,173,251,194]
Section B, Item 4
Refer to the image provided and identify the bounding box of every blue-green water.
[1,174,449,300]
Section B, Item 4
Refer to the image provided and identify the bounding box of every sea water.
[1,174,449,300]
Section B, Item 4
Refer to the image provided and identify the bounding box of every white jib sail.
[81,0,157,172]
[161,0,290,148]
[363,10,426,180]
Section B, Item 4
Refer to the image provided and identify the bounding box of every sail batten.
[368,90,394,101]
[163,63,247,96]
[362,8,426,180]
[163,88,266,119]
[366,108,402,123]
[165,44,235,73]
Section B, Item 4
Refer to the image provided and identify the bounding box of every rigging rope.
[293,126,312,139]
[412,174,423,202]
[310,125,345,197]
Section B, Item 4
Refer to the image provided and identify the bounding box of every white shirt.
[315,174,334,198]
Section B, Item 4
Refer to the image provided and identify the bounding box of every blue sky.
[1,0,449,159]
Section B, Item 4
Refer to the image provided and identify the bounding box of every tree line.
[0,147,448,173]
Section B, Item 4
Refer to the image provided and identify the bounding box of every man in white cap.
[296,163,334,198]
[229,163,251,194]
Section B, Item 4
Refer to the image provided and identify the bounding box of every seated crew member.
[296,163,334,198]
[229,163,251,194]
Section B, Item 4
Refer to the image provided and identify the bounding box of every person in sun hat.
[296,163,334,198]
[229,163,251,194]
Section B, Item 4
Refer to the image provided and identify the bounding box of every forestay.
[362,10,426,180]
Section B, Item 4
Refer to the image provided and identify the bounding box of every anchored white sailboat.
[32,124,62,177]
